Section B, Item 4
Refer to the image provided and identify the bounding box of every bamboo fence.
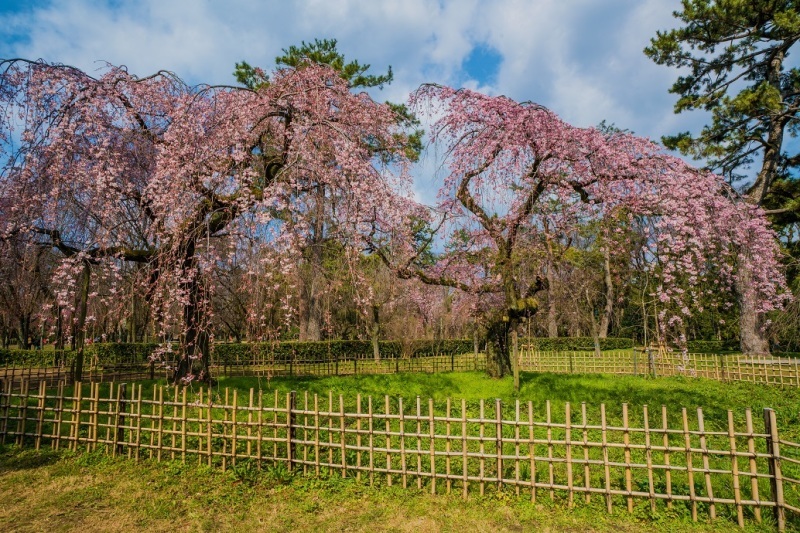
[1,380,798,530]
[2,349,799,392]
[521,349,800,387]
[0,352,487,389]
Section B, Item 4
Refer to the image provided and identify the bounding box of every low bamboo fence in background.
[0,352,487,390]
[1,380,798,530]
[521,349,800,387]
[1,349,799,392]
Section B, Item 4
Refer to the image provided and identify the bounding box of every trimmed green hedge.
[0,337,639,367]
[212,339,475,365]
[523,337,634,351]
[685,339,739,353]
[0,348,75,366]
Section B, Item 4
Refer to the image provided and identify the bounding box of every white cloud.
[0,0,706,150]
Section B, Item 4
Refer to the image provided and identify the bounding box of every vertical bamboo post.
[54,381,65,450]
[287,391,296,472]
[514,399,521,496]
[682,407,698,522]
[601,403,612,513]
[314,393,320,476]
[622,403,633,513]
[445,398,452,494]
[206,387,213,467]
[461,398,468,499]
[35,380,46,450]
[0,379,10,445]
[339,394,346,477]
[662,405,672,509]
[156,386,165,462]
[181,387,187,463]
[232,389,239,468]
[385,395,392,487]
[327,391,333,470]
[399,397,407,488]
[643,405,655,513]
[495,398,504,491]
[581,402,590,503]
[546,400,554,500]
[764,408,786,531]
[302,392,309,475]
[416,396,422,489]
[479,399,486,496]
[113,383,127,457]
[356,393,363,482]
[168,386,177,461]
[429,397,436,494]
[564,402,574,507]
[697,408,715,519]
[71,382,83,452]
[368,396,374,486]
[744,408,761,524]
[135,384,143,463]
[246,389,253,461]
[528,400,536,503]
[727,410,744,528]
[272,390,279,461]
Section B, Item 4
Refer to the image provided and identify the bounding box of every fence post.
[647,348,656,378]
[287,390,296,471]
[633,350,638,376]
[114,383,127,456]
[763,408,786,531]
[718,354,727,382]
[495,398,503,490]
[149,361,154,380]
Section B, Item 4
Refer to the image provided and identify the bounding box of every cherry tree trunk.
[371,304,381,362]
[172,243,212,385]
[546,265,558,338]
[599,247,613,338]
[737,263,770,354]
[74,263,91,383]
[17,315,31,350]
[485,319,512,378]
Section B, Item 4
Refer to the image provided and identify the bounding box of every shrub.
[523,337,633,351]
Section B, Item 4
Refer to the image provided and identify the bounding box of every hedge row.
[685,339,740,353]
[523,337,634,351]
[0,337,645,366]
[0,348,76,366]
[212,339,475,365]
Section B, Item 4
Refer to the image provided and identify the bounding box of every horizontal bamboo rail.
[0,379,797,531]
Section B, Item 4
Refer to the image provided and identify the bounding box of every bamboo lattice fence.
[1,349,799,392]
[521,349,800,387]
[1,380,798,530]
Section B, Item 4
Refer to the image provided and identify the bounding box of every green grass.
[192,371,800,438]
[0,445,776,532]
[6,371,800,531]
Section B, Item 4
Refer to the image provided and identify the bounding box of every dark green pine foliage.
[645,0,800,203]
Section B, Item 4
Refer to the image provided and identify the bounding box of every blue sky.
[0,0,710,200]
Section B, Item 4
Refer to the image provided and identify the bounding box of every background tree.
[645,0,800,353]
[376,85,786,378]
[0,59,414,383]
[234,38,422,341]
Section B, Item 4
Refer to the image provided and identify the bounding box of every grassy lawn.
[2,371,799,531]
[202,371,800,440]
[0,446,775,532]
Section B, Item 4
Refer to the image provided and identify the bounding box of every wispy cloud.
[0,0,705,149]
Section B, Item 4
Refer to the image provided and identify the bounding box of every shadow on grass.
[0,445,63,472]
